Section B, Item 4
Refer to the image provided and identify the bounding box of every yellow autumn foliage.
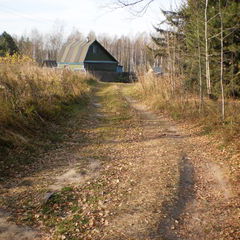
[0,53,34,64]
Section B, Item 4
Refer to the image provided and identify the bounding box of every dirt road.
[0,83,239,240]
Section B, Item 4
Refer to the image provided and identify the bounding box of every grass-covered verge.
[129,74,240,148]
[0,57,97,177]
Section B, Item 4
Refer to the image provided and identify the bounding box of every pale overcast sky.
[0,0,182,37]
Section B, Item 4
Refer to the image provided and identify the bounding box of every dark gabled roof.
[57,39,118,63]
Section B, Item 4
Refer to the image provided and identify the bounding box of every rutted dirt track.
[101,92,239,240]
[0,83,239,240]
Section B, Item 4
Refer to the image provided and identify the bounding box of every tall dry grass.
[135,72,240,144]
[0,55,95,149]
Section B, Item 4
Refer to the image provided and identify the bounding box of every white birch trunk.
[205,0,211,97]
[197,18,203,112]
[219,0,225,121]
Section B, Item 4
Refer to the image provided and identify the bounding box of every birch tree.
[205,0,212,98]
[197,17,204,112]
[219,0,225,121]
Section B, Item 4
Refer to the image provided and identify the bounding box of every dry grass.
[0,55,96,150]
[134,72,240,145]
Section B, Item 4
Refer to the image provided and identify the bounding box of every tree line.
[0,26,156,72]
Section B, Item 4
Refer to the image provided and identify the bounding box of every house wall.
[84,42,118,72]
[91,71,136,83]
[84,62,118,72]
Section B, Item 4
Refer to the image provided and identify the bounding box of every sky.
[0,0,183,37]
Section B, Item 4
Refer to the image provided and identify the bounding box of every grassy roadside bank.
[0,58,97,178]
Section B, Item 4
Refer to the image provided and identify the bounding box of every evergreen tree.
[150,10,186,93]
[0,31,19,56]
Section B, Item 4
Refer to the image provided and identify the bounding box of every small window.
[93,45,97,54]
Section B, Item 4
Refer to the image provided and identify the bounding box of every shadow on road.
[150,154,195,240]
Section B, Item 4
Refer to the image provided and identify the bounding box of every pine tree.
[0,31,19,56]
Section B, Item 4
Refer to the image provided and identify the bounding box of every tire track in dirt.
[97,92,193,239]
[124,96,195,240]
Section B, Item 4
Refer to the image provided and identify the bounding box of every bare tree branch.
[117,0,148,7]
[115,0,155,16]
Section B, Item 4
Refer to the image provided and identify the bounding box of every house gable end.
[85,41,118,63]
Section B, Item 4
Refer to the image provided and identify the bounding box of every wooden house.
[57,39,120,72]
